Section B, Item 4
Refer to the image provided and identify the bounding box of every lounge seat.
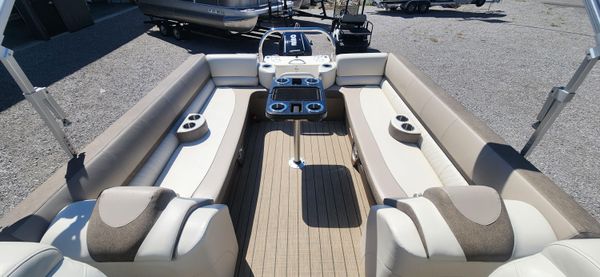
[0,54,213,242]
[365,186,558,276]
[0,242,105,277]
[337,53,468,202]
[336,53,600,240]
[127,54,262,201]
[0,54,262,243]
[383,53,600,239]
[39,187,238,277]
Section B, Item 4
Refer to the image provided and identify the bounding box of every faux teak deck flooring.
[226,120,375,277]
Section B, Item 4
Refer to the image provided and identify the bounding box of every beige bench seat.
[128,83,263,201]
[128,54,262,202]
[335,52,600,241]
[337,53,468,203]
[0,54,262,242]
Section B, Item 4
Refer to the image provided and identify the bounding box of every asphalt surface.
[1,0,599,222]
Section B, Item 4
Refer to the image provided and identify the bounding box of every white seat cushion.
[341,82,468,203]
[206,54,258,87]
[490,239,600,277]
[0,242,104,277]
[336,53,388,86]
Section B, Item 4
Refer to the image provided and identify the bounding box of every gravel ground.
[1,0,599,222]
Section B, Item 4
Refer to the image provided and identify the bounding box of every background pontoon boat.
[138,0,374,54]
[138,0,294,33]
[2,0,600,276]
[374,0,500,13]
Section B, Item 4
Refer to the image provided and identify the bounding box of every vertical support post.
[521,48,599,157]
[268,0,272,18]
[1,47,76,158]
[362,0,367,14]
[289,120,305,169]
[294,120,301,163]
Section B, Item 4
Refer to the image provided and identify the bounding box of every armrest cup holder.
[177,113,209,142]
[389,115,421,144]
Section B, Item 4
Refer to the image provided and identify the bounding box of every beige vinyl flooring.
[227,120,375,277]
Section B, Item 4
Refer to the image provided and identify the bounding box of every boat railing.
[258,27,336,62]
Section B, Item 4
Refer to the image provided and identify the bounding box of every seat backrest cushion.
[206,54,258,87]
[384,53,600,240]
[87,187,176,262]
[336,53,388,86]
[341,14,366,24]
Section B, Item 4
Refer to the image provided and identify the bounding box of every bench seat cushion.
[340,82,468,203]
[128,82,264,202]
[384,53,600,239]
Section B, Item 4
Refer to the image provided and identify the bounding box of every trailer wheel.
[406,2,417,13]
[389,6,398,11]
[159,22,171,37]
[173,26,185,41]
[417,2,429,13]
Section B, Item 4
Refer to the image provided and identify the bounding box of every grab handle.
[258,27,336,62]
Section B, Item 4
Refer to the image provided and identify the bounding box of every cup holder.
[177,113,208,142]
[401,123,414,131]
[270,102,287,112]
[306,103,323,113]
[188,114,201,121]
[183,122,196,129]
[396,115,409,122]
[275,77,290,85]
[306,78,319,85]
[389,114,421,144]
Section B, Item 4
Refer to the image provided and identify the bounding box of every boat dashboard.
[258,27,338,89]
[258,55,336,89]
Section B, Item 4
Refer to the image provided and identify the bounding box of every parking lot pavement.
[1,0,599,221]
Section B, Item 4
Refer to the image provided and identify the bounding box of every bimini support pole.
[1,47,77,158]
[521,0,600,157]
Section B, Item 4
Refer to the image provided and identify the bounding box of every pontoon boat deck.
[1,28,600,277]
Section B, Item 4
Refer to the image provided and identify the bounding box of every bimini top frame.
[521,0,600,157]
[0,0,77,158]
[0,0,13,45]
